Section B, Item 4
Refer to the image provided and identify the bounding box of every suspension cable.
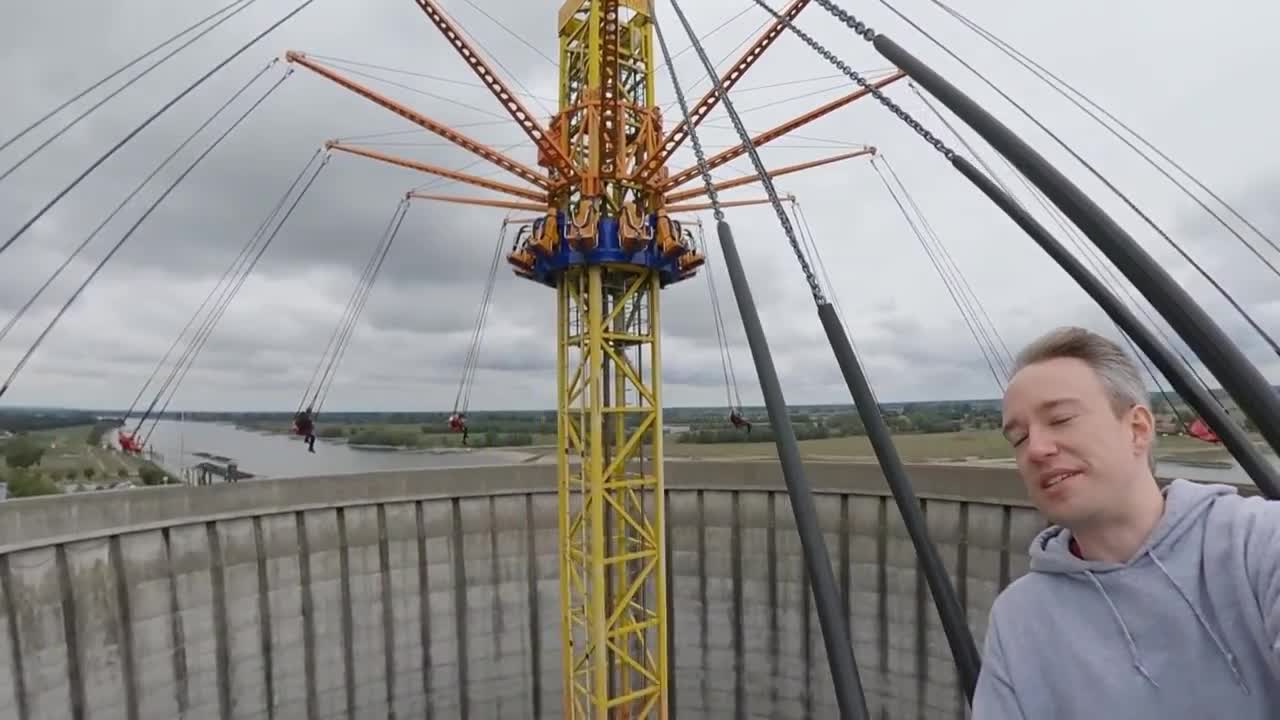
[0,59,279,348]
[1,0,320,259]
[0,0,262,185]
[0,0,247,156]
[921,0,1280,261]
[653,3,871,716]
[299,200,406,415]
[125,148,322,424]
[906,85,1197,432]
[749,0,1280,472]
[869,156,1006,392]
[0,69,292,400]
[314,200,410,414]
[864,0,1280,357]
[878,155,1014,377]
[139,153,332,444]
[453,219,510,416]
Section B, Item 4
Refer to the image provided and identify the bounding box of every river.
[143,420,542,480]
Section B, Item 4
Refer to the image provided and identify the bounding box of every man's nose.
[1025,427,1058,460]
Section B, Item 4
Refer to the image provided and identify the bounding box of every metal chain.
[649,1,724,222]
[665,0,827,304]
[750,0,956,161]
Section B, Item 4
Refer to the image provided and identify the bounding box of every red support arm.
[665,149,874,203]
[286,51,551,191]
[328,143,547,202]
[411,0,579,184]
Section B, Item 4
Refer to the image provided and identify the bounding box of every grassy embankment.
[0,424,164,496]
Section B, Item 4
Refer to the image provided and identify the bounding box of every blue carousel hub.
[519,210,696,289]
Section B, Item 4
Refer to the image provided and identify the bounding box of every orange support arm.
[285,51,551,191]
[666,196,790,213]
[406,192,546,212]
[665,149,874,203]
[663,70,906,191]
[410,0,579,184]
[328,143,547,202]
[633,0,812,185]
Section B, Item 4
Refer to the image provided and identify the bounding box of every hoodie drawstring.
[1146,551,1251,694]
[1086,571,1160,689]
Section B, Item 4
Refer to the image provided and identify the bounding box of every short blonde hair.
[1013,326,1156,469]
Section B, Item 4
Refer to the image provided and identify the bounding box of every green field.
[666,428,1241,463]
[2,424,150,485]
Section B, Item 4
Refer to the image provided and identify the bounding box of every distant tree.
[82,467,97,481]
[117,468,129,479]
[2,436,45,469]
[138,462,166,486]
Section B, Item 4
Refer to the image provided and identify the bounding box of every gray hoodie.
[972,479,1280,718]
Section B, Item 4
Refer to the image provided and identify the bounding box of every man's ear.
[1130,404,1155,455]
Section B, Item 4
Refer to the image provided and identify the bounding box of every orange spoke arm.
[328,143,547,202]
[411,0,579,183]
[406,192,546,212]
[633,0,812,185]
[665,149,874,203]
[285,50,551,191]
[666,195,790,213]
[663,70,906,191]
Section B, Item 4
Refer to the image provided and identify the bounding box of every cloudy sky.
[1,0,1277,413]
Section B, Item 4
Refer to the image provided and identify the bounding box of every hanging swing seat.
[118,430,143,454]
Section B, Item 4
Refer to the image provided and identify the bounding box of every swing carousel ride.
[2,0,1279,718]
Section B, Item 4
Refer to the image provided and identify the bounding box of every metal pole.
[873,35,1280,458]
[815,302,983,696]
[715,219,870,720]
[952,156,1280,499]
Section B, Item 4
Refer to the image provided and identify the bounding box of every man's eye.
[1010,435,1027,448]
[1050,416,1073,426]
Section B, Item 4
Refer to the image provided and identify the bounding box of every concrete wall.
[0,461,1043,719]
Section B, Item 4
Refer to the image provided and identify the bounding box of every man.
[973,326,1280,718]
[294,407,316,453]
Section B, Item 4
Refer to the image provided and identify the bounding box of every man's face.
[1001,357,1153,527]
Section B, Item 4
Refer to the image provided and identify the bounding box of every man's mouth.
[1042,470,1080,490]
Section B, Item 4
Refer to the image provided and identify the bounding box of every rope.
[818,0,1280,357]
[453,219,511,415]
[0,0,263,185]
[695,220,742,411]
[878,155,1014,377]
[0,0,320,259]
[314,201,411,414]
[868,156,1007,392]
[139,152,331,444]
[0,59,279,348]
[0,0,247,155]
[125,148,322,424]
[908,85,1203,432]
[299,199,406,415]
[0,69,292,400]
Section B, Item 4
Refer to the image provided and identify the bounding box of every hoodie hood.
[1029,478,1236,573]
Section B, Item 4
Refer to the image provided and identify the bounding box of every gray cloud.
[1,0,1278,413]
